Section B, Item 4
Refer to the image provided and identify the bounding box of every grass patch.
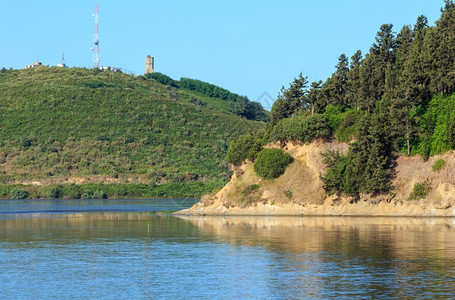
[409,182,431,200]
[240,184,261,206]
[242,184,260,196]
[432,158,446,172]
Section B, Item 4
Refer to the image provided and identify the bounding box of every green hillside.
[0,67,265,198]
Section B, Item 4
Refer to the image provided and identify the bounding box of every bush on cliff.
[226,135,263,165]
[253,148,293,179]
[271,113,331,144]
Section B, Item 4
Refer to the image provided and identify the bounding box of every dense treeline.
[146,73,269,122]
[233,1,455,197]
[5,181,218,200]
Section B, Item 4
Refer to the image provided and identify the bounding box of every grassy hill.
[0,67,266,198]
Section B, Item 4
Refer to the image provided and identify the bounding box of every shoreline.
[176,140,455,217]
[175,201,455,217]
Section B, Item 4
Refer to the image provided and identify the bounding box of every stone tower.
[145,55,154,74]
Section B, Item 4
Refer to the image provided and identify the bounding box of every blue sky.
[0,1,444,109]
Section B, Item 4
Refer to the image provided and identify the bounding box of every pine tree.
[390,25,415,155]
[404,15,430,103]
[359,54,380,112]
[363,107,391,193]
[307,80,324,115]
[326,54,350,106]
[348,50,363,109]
[348,114,371,190]
[431,0,455,94]
[271,72,309,125]
[359,24,397,112]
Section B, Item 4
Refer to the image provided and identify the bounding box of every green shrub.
[254,148,294,179]
[324,106,365,142]
[242,184,260,196]
[271,113,331,144]
[432,158,446,171]
[47,185,64,199]
[11,188,29,199]
[81,190,93,199]
[92,190,107,199]
[63,184,81,199]
[226,135,263,165]
[409,182,431,200]
[321,153,359,196]
[284,190,293,199]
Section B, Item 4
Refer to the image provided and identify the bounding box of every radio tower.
[91,4,100,68]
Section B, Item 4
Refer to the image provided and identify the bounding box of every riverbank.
[177,141,455,216]
[0,181,222,200]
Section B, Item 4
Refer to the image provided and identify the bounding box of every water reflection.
[177,216,455,298]
[1,213,455,298]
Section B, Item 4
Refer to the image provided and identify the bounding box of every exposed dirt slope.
[178,141,455,216]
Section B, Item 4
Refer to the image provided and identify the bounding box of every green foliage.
[284,190,293,199]
[321,153,358,196]
[432,158,446,171]
[81,81,117,89]
[226,135,263,165]
[146,72,178,88]
[233,96,270,122]
[47,185,64,199]
[81,190,93,199]
[92,190,108,199]
[407,94,455,157]
[271,113,331,144]
[324,106,364,142]
[63,184,81,199]
[11,188,29,199]
[179,78,238,101]
[409,182,431,200]
[254,148,293,179]
[322,110,391,196]
[0,181,222,200]
[271,73,309,125]
[0,67,264,194]
[242,184,260,196]
[178,77,269,121]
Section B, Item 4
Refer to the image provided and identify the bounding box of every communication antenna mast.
[91,3,100,68]
[61,51,66,66]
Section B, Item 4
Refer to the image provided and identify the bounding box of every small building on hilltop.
[25,61,42,69]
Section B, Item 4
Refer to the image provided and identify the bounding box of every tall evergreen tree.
[359,25,397,112]
[371,24,396,66]
[431,0,455,94]
[326,54,350,106]
[363,104,392,193]
[359,54,380,112]
[348,50,363,109]
[271,72,309,125]
[390,25,416,155]
[404,15,430,103]
[307,80,324,115]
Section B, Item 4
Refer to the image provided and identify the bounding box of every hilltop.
[0,67,266,198]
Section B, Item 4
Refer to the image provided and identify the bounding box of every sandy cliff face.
[178,141,455,216]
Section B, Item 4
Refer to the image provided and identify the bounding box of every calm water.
[1,200,455,299]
